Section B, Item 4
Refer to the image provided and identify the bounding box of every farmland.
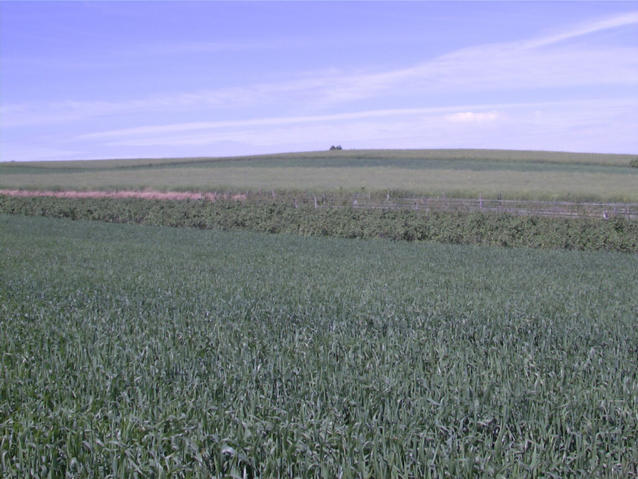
[1,148,637,477]
[2,149,637,202]
[1,215,638,477]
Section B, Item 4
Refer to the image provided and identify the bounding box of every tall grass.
[1,215,637,477]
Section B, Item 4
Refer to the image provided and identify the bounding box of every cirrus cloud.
[445,112,499,123]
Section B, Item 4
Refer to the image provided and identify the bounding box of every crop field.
[2,214,637,477]
[2,149,637,201]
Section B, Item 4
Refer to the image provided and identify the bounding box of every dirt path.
[0,189,246,201]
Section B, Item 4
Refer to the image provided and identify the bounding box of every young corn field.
[1,215,637,477]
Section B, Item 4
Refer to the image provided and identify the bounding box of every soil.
[0,189,246,202]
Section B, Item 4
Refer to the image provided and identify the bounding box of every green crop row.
[1,195,636,252]
[1,215,637,477]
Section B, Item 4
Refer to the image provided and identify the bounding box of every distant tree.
[329,145,343,151]
[630,158,638,168]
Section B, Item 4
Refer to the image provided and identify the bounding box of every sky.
[1,1,637,162]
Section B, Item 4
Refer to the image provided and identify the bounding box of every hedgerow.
[0,195,636,252]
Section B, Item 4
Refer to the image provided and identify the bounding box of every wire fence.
[3,189,637,220]
[313,196,638,220]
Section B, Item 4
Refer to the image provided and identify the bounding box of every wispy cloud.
[315,16,638,105]
[523,10,638,48]
[81,99,614,144]
[3,9,638,160]
[445,112,499,123]
[75,105,503,141]
[293,10,638,104]
[78,98,636,151]
[7,97,638,160]
[0,76,335,128]
[3,10,637,130]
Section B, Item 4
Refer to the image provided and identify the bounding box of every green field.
[2,149,637,201]
[2,215,637,477]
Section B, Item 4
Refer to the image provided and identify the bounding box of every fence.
[312,196,638,220]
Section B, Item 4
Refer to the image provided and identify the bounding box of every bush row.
[1,195,636,252]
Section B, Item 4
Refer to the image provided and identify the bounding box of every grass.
[1,214,637,477]
[2,149,637,201]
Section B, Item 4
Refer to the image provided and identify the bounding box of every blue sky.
[1,1,637,161]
